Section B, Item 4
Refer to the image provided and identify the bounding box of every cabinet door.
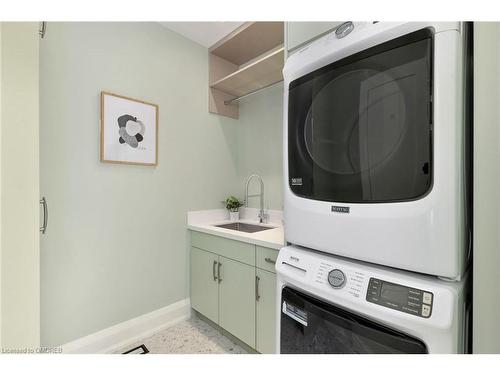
[256,269,277,354]
[190,247,219,323]
[218,256,256,347]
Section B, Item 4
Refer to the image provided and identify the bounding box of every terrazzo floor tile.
[117,316,249,354]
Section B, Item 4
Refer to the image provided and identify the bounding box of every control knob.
[328,269,346,289]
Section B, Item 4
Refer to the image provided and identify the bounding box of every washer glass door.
[280,287,428,354]
[288,29,433,203]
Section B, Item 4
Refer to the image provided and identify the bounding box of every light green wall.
[237,83,284,210]
[473,22,500,354]
[39,22,242,346]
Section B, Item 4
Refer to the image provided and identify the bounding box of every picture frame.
[100,91,159,166]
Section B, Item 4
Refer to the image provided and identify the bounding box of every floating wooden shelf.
[210,22,284,66]
[210,46,284,97]
[208,22,285,119]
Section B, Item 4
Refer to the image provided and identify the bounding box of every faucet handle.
[259,210,270,224]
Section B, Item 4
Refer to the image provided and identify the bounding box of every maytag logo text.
[331,206,350,213]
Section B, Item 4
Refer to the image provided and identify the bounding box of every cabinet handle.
[264,257,276,264]
[255,276,260,301]
[212,260,218,281]
[40,197,48,234]
[218,262,222,283]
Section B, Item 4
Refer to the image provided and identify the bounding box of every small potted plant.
[224,196,244,221]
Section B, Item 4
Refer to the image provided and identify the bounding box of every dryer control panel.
[366,278,434,318]
[314,261,366,299]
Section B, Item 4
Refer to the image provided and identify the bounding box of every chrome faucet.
[245,174,268,223]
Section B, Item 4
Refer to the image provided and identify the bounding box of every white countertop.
[187,208,285,250]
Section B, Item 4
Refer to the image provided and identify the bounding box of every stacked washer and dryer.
[277,22,473,354]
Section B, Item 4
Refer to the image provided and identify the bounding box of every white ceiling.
[160,22,245,48]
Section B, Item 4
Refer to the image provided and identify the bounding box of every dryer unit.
[276,246,470,354]
[283,22,473,280]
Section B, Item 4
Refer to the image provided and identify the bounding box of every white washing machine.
[276,246,470,353]
[283,22,473,280]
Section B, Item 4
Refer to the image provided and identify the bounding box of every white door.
[0,22,40,350]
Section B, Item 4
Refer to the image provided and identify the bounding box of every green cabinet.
[190,247,219,323]
[256,268,277,354]
[191,231,255,265]
[219,256,256,347]
[190,230,279,353]
[256,245,279,273]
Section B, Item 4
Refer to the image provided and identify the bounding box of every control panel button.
[421,304,431,318]
[328,269,346,288]
[422,292,433,305]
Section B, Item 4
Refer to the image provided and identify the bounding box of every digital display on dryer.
[380,283,409,305]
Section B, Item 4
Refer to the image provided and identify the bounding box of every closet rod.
[224,80,283,105]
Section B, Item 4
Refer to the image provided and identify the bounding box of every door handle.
[264,257,276,264]
[217,262,222,283]
[40,197,48,234]
[255,275,260,301]
[212,260,218,281]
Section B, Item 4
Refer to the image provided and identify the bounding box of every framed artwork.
[100,91,158,166]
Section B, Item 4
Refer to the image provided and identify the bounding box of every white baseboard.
[61,299,191,354]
